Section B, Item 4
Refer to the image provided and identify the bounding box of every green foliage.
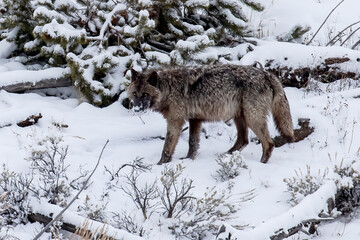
[0,0,35,47]
[277,24,311,42]
[0,0,264,106]
[67,48,122,107]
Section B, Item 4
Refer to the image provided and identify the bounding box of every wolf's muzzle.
[132,99,151,112]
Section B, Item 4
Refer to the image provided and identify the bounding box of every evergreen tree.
[0,0,36,56]
[0,0,264,106]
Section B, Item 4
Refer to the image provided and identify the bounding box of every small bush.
[213,151,248,182]
[111,161,240,239]
[284,159,360,217]
[77,195,108,222]
[120,164,159,220]
[111,211,145,237]
[0,165,32,227]
[333,159,360,215]
[26,128,87,206]
[284,165,329,205]
[158,164,195,218]
[169,186,235,239]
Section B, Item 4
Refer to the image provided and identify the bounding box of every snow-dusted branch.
[352,39,360,50]
[87,4,127,42]
[306,0,344,45]
[147,40,174,53]
[270,217,333,240]
[216,181,337,240]
[340,26,360,47]
[121,169,159,220]
[159,165,195,218]
[32,140,109,240]
[326,20,360,46]
[29,199,144,240]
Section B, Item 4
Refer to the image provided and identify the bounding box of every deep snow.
[1,0,360,239]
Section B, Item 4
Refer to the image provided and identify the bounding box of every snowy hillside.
[1,0,360,240]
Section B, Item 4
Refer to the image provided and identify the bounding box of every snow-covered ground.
[248,0,360,47]
[1,0,360,239]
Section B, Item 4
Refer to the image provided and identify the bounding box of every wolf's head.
[128,69,161,112]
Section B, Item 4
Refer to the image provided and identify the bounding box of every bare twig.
[340,26,360,47]
[351,39,360,49]
[306,0,344,45]
[147,40,174,52]
[326,20,360,46]
[138,115,145,124]
[32,139,110,240]
[104,157,151,181]
[121,171,159,220]
[158,165,195,218]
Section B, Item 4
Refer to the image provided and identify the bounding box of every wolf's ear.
[148,71,158,87]
[130,68,138,81]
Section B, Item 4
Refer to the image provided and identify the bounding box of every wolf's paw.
[157,157,171,165]
[180,152,199,160]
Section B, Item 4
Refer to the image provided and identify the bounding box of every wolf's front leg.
[157,119,185,165]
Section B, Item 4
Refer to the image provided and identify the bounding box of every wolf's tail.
[269,73,295,142]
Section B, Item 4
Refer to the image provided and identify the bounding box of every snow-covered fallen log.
[29,198,145,240]
[216,181,337,240]
[240,40,360,88]
[0,68,72,92]
[16,114,42,127]
[0,113,43,128]
[273,118,314,147]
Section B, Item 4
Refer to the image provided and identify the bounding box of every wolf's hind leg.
[247,118,274,164]
[184,119,202,159]
[158,119,185,165]
[227,115,249,153]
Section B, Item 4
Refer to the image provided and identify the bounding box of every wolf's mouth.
[132,100,151,112]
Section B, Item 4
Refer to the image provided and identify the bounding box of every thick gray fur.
[129,64,294,165]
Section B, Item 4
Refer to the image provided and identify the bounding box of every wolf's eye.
[133,92,137,96]
[143,93,148,97]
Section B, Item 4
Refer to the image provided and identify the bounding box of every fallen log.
[269,217,333,240]
[0,113,43,128]
[28,212,76,233]
[1,77,72,93]
[0,68,72,93]
[265,57,360,88]
[274,118,314,147]
[251,118,314,147]
[27,206,143,240]
[216,181,337,240]
[17,114,42,127]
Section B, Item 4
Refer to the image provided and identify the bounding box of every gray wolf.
[128,64,294,165]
